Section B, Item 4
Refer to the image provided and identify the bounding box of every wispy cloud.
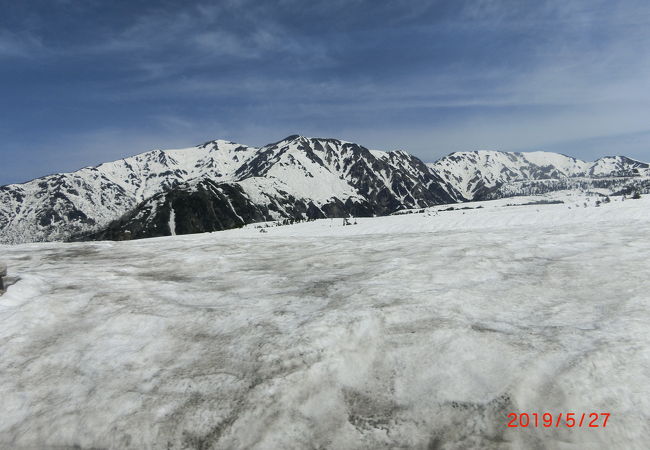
[3,0,650,185]
[0,30,44,58]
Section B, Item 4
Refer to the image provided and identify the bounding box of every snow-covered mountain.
[2,137,649,244]
[429,151,650,200]
[0,136,458,244]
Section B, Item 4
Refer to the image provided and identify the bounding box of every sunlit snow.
[1,194,649,449]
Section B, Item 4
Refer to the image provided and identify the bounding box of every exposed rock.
[0,263,6,293]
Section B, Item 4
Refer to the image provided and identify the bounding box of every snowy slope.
[0,141,260,244]
[1,195,649,449]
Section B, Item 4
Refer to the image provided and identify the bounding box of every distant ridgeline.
[1,135,648,244]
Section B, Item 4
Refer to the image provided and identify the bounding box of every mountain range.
[1,135,648,244]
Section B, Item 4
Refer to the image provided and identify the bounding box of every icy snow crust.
[1,196,650,449]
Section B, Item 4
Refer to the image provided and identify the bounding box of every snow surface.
[168,205,176,236]
[1,195,649,449]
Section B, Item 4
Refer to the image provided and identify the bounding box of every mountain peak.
[263,134,307,147]
[197,139,240,150]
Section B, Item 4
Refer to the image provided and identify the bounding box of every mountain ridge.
[1,135,649,244]
[429,150,649,200]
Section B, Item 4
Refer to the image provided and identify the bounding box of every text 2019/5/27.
[507,413,610,428]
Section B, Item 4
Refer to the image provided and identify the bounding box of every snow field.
[1,195,649,449]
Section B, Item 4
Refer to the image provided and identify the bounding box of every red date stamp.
[507,412,610,428]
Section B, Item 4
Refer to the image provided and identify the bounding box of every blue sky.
[2,0,650,185]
